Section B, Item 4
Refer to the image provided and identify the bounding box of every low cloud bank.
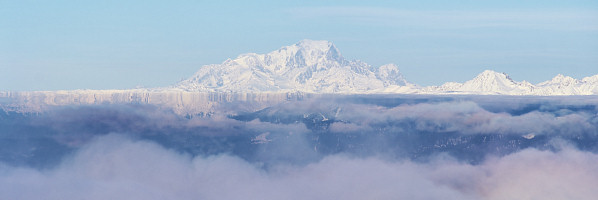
[1,134,597,200]
[1,96,598,199]
[2,96,598,167]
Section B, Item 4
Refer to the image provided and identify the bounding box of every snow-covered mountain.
[2,40,598,116]
[424,70,534,95]
[423,70,598,95]
[533,74,598,95]
[2,39,598,115]
[175,39,597,95]
[176,40,415,93]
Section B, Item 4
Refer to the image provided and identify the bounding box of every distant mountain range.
[176,40,598,95]
[1,40,596,99]
[2,40,597,114]
[176,40,413,93]
[423,70,598,95]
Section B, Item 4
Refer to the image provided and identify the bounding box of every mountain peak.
[175,40,598,95]
[436,70,526,94]
[551,74,576,82]
[376,64,409,86]
[469,70,517,85]
[295,39,334,50]
[582,74,598,84]
[476,70,511,80]
[292,39,342,62]
[538,74,579,86]
[177,39,412,93]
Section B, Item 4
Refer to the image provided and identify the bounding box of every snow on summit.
[429,70,534,95]
[173,39,597,95]
[424,70,598,95]
[176,40,415,93]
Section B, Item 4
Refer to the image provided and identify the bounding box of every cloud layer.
[1,95,598,199]
[1,134,597,200]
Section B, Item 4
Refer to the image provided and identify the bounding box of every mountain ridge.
[176,39,414,93]
[422,70,598,95]
[1,40,596,95]
[175,40,597,95]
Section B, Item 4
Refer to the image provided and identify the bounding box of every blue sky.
[1,0,597,90]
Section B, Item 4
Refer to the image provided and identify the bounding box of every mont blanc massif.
[176,40,598,95]
[2,40,597,114]
[2,40,598,200]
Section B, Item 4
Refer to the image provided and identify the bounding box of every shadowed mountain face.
[2,95,597,169]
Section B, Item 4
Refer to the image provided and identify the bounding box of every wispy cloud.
[288,6,598,31]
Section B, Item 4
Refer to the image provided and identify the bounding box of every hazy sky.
[1,0,597,91]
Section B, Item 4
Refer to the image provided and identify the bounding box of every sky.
[1,0,597,91]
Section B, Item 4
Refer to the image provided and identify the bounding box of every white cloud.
[1,134,597,200]
[288,6,598,31]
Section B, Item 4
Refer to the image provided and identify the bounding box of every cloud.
[477,148,598,199]
[1,96,598,199]
[288,6,598,31]
[1,134,597,200]
[301,99,598,136]
[3,96,598,169]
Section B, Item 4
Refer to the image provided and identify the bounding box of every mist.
[1,95,597,199]
[1,134,597,200]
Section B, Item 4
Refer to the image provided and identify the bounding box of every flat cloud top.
[1,95,598,199]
